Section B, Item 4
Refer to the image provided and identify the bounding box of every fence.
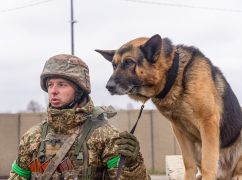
[0,110,181,176]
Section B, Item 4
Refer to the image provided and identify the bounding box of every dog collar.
[155,51,179,99]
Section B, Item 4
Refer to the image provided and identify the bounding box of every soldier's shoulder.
[92,105,117,120]
[20,122,43,145]
[22,122,42,136]
[90,121,120,142]
[88,106,120,141]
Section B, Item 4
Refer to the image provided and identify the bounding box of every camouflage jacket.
[9,99,150,180]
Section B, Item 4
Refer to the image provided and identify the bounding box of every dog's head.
[95,34,174,102]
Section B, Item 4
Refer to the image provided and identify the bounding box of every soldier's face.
[47,78,76,108]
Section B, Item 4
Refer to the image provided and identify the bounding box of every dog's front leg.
[233,156,242,178]
[172,124,197,180]
[199,115,220,180]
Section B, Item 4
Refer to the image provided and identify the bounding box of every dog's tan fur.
[95,34,242,179]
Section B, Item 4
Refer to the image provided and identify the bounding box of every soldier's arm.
[9,125,41,179]
[89,123,150,180]
[109,131,151,180]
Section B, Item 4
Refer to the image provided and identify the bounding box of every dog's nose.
[106,80,116,92]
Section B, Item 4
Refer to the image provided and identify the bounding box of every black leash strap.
[130,104,145,134]
[115,104,145,180]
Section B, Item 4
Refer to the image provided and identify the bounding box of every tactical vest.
[30,106,116,180]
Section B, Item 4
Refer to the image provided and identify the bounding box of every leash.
[115,102,145,180]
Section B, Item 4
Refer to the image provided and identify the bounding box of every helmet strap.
[52,89,85,109]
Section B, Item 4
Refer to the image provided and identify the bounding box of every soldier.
[9,54,150,180]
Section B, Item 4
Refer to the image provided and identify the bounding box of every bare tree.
[26,100,44,112]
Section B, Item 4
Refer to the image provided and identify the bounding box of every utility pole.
[70,0,76,55]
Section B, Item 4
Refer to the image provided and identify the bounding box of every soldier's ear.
[140,34,162,64]
[95,49,116,62]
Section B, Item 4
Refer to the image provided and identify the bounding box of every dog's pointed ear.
[95,49,115,62]
[140,34,162,64]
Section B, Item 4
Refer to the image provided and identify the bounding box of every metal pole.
[150,110,155,171]
[70,0,75,55]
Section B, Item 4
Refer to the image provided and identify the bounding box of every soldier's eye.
[122,59,135,69]
[47,83,53,88]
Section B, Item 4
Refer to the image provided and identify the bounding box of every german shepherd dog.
[95,34,242,180]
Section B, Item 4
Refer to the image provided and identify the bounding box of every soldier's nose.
[106,80,116,92]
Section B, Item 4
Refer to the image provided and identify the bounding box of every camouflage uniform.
[9,54,150,180]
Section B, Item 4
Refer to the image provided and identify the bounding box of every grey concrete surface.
[0,175,168,180]
[151,175,169,180]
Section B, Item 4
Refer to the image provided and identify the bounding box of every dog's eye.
[112,63,117,70]
[122,59,135,69]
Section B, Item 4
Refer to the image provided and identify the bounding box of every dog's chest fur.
[153,96,201,142]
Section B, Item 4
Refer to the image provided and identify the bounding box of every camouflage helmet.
[40,54,91,93]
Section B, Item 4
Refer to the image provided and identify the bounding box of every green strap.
[12,161,31,179]
[107,156,120,169]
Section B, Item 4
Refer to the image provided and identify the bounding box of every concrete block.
[166,155,184,180]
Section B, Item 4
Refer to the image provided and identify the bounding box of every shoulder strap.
[42,130,79,180]
[74,117,107,180]
[37,121,48,162]
[73,117,107,157]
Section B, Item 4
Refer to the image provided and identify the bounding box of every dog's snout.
[106,80,116,92]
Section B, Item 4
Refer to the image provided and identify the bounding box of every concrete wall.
[0,110,180,176]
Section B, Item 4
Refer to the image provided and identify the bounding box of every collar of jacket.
[47,97,94,134]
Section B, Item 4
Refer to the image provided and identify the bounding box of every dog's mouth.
[115,86,135,95]
[126,84,143,95]
[127,86,136,94]
[108,86,131,95]
[108,84,141,95]
[106,79,152,97]
[127,84,152,95]
[126,84,152,101]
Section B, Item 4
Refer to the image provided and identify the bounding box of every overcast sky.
[0,0,241,113]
